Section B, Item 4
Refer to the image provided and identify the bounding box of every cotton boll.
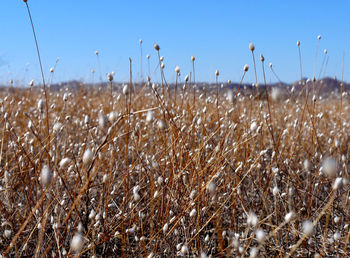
[41,165,52,186]
[146,110,154,123]
[303,159,312,171]
[284,211,295,223]
[71,233,84,252]
[249,42,255,51]
[83,149,93,165]
[157,120,166,130]
[250,121,257,133]
[59,158,71,169]
[123,85,129,95]
[271,88,280,101]
[255,229,266,243]
[180,245,188,255]
[247,212,258,227]
[322,157,337,178]
[302,220,313,236]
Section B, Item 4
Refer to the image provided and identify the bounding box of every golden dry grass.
[0,83,349,257]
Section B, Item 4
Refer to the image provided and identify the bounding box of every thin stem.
[156,51,164,98]
[270,66,283,84]
[25,1,50,154]
[298,44,303,81]
[235,71,246,97]
[110,80,113,110]
[251,51,259,100]
[262,60,276,150]
[175,74,178,106]
[340,52,345,111]
[318,52,327,80]
[25,3,46,90]
[313,38,320,78]
[140,40,143,83]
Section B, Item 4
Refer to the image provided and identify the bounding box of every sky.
[1,0,350,86]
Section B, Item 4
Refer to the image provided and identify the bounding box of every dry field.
[0,81,349,257]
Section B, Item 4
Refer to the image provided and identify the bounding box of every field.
[1,2,349,257]
[0,79,349,257]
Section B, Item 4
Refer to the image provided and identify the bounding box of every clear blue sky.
[1,0,350,85]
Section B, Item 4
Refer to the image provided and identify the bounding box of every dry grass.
[0,82,349,257]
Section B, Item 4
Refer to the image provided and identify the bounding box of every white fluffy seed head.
[324,49,327,54]
[244,64,249,72]
[29,80,34,87]
[333,177,343,190]
[71,233,84,252]
[302,220,313,236]
[95,50,99,55]
[63,92,69,101]
[284,211,295,223]
[4,229,11,238]
[59,158,71,169]
[175,66,180,74]
[50,67,54,73]
[249,42,255,51]
[83,149,93,165]
[303,159,312,171]
[107,73,114,82]
[134,192,140,201]
[322,157,337,178]
[37,99,45,113]
[189,208,196,217]
[255,229,266,243]
[207,181,216,194]
[317,35,321,40]
[157,120,166,130]
[333,231,341,241]
[108,112,117,123]
[84,115,90,125]
[41,165,52,186]
[161,63,165,69]
[191,56,195,61]
[53,122,63,132]
[271,88,281,101]
[249,247,258,258]
[102,174,109,183]
[260,54,264,62]
[272,186,279,196]
[215,70,219,77]
[146,110,154,123]
[122,84,129,95]
[250,121,257,132]
[227,90,233,103]
[153,43,160,51]
[162,223,168,234]
[247,212,258,227]
[181,245,188,254]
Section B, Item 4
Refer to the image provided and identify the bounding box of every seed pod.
[107,73,114,82]
[153,43,160,51]
[249,42,255,51]
[260,54,264,62]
